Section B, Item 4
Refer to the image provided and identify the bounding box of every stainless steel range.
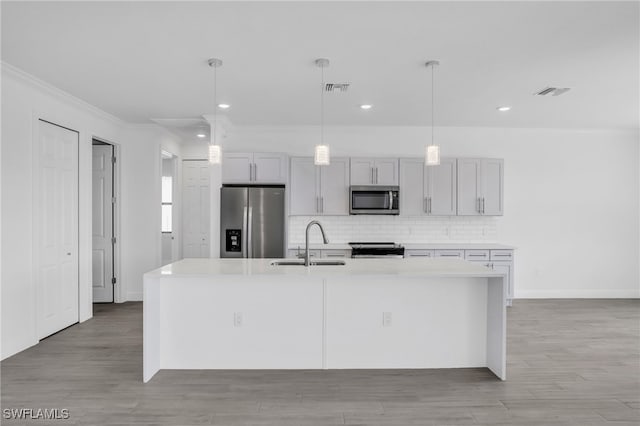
[349,242,405,258]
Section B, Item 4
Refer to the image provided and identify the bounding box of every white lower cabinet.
[404,249,435,258]
[404,247,514,306]
[287,248,351,259]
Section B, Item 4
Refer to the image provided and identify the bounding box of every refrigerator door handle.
[247,206,253,258]
[242,206,248,258]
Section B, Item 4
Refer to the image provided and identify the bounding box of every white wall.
[1,64,183,359]
[223,125,640,299]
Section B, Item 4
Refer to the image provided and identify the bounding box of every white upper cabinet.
[289,157,318,215]
[222,153,252,183]
[399,158,456,216]
[427,158,457,215]
[457,158,503,216]
[222,152,287,184]
[399,159,425,216]
[350,158,398,185]
[290,157,349,215]
[319,158,350,215]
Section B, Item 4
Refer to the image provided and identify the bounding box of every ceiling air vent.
[534,87,571,96]
[325,83,350,92]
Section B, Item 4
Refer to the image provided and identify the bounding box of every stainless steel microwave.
[349,186,399,215]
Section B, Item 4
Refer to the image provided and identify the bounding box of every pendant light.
[425,60,440,166]
[314,58,330,166]
[207,58,223,164]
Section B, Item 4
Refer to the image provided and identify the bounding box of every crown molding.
[1,61,126,126]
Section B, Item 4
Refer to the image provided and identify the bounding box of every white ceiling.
[2,1,638,130]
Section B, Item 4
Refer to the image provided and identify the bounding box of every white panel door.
[182,160,210,258]
[319,158,349,215]
[374,158,399,185]
[253,153,286,183]
[427,158,457,216]
[350,158,374,185]
[92,144,113,303]
[399,159,426,216]
[456,158,482,216]
[482,159,504,216]
[289,157,318,215]
[221,152,252,183]
[37,120,79,339]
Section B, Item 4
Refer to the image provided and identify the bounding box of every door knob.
[66,252,71,256]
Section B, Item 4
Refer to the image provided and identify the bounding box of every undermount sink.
[270,259,346,266]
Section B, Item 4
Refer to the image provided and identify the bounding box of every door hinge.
[111,156,116,164]
[111,237,116,244]
[111,196,116,204]
[111,277,117,285]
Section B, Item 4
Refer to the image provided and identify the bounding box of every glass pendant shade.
[208,144,222,164]
[314,144,330,166]
[425,145,440,166]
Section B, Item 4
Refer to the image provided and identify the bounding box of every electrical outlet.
[383,312,392,327]
[234,312,243,327]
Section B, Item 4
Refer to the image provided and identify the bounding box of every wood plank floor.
[2,299,639,425]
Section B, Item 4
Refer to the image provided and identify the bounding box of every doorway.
[161,151,178,265]
[92,140,116,303]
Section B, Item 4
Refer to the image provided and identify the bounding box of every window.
[162,176,172,232]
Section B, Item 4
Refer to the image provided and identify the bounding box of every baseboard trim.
[516,289,640,299]
[126,292,143,302]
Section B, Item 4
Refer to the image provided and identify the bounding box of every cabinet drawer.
[490,250,513,261]
[404,250,435,258]
[322,250,351,259]
[465,250,490,261]
[434,249,464,258]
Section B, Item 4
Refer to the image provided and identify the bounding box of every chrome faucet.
[305,220,329,266]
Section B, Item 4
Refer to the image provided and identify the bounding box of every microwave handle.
[389,191,394,210]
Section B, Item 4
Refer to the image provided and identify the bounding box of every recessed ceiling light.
[218,103,230,109]
[360,104,373,110]
[197,133,207,138]
[497,106,511,112]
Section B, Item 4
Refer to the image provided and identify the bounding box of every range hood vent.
[534,86,571,96]
[325,83,350,92]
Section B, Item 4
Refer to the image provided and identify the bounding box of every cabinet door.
[374,158,399,185]
[319,158,350,215]
[426,158,457,216]
[399,159,426,216]
[456,158,482,216]
[481,159,503,216]
[222,152,253,183]
[290,157,319,215]
[254,153,287,183]
[491,261,513,304]
[350,158,375,185]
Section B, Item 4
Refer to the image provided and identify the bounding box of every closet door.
[182,160,210,258]
[36,120,79,339]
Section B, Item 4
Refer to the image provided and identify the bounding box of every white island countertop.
[146,257,505,278]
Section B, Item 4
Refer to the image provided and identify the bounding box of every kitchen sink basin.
[270,259,346,266]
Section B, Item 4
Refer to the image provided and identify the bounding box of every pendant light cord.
[320,64,324,145]
[431,63,435,146]
[213,64,217,146]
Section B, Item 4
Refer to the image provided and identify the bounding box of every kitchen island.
[143,258,507,382]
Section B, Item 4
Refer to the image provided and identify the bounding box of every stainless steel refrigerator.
[220,185,285,258]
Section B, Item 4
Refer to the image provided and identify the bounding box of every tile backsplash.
[288,215,498,245]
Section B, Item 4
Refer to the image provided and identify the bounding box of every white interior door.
[183,160,210,258]
[92,144,114,303]
[37,120,79,339]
